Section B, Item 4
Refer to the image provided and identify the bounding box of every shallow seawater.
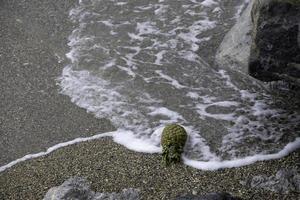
[59,0,300,169]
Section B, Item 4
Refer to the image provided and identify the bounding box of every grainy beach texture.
[0,138,299,200]
[0,0,115,166]
[0,0,299,200]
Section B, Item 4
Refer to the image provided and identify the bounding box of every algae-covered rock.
[161,124,188,165]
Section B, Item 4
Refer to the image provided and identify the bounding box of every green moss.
[161,124,188,166]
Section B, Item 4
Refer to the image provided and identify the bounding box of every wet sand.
[0,1,299,200]
[0,0,114,166]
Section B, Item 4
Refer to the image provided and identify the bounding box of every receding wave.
[2,0,298,172]
[60,0,300,166]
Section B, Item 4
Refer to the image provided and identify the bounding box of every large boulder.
[215,1,254,74]
[249,0,300,84]
[216,0,300,86]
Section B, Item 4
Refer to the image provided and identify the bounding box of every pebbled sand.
[0,1,299,200]
[0,137,299,200]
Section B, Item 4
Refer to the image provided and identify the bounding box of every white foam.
[201,95,217,104]
[100,20,114,27]
[154,50,167,65]
[201,0,218,7]
[179,51,199,62]
[116,65,136,77]
[234,0,250,19]
[116,2,127,6]
[128,32,144,41]
[183,138,300,170]
[196,101,239,121]
[0,129,163,173]
[0,132,114,173]
[178,18,216,52]
[136,21,159,35]
[218,69,239,91]
[155,70,186,89]
[22,0,298,174]
[148,106,185,124]
[187,92,200,99]
[113,130,162,153]
[186,126,220,161]
[103,59,116,69]
[213,7,222,13]
[1,132,299,173]
[154,4,168,16]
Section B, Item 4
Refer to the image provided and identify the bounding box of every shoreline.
[0,136,299,199]
[0,129,299,173]
[1,0,299,199]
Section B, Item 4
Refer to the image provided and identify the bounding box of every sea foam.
[56,0,300,168]
[1,0,299,173]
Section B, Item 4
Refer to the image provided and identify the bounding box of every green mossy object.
[161,124,188,166]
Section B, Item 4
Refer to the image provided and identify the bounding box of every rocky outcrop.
[215,1,254,74]
[216,0,300,86]
[240,168,300,194]
[249,0,300,84]
[43,177,139,200]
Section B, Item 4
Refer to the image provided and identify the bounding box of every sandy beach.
[0,0,114,166]
[0,0,299,199]
[0,138,299,200]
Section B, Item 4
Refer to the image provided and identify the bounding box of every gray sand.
[0,1,299,200]
[0,138,299,200]
[0,0,114,165]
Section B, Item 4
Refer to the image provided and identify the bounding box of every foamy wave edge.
[1,131,299,173]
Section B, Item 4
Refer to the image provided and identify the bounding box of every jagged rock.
[43,177,95,200]
[216,0,300,86]
[43,177,139,200]
[215,1,254,74]
[249,0,300,84]
[175,192,241,200]
[242,168,300,194]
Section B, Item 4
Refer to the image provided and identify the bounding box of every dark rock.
[216,0,300,87]
[244,168,300,194]
[249,0,300,85]
[175,192,241,200]
[43,177,139,200]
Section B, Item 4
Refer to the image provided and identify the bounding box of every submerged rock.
[43,177,139,200]
[161,124,188,165]
[175,192,241,200]
[242,168,300,194]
